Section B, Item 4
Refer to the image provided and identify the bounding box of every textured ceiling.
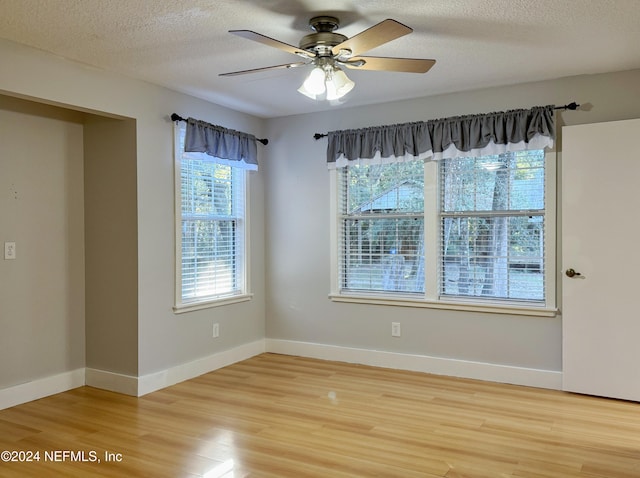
[1,0,639,118]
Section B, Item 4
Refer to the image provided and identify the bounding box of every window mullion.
[424,160,439,301]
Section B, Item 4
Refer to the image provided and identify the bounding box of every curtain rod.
[171,113,269,145]
[312,102,581,140]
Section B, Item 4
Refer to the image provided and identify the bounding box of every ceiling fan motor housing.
[299,16,347,55]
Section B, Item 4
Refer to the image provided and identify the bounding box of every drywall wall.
[0,38,266,379]
[84,115,138,376]
[0,95,85,388]
[264,69,640,373]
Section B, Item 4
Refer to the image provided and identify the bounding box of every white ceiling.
[1,0,639,118]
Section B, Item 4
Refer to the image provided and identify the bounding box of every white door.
[562,118,640,401]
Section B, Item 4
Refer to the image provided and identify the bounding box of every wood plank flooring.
[1,353,640,477]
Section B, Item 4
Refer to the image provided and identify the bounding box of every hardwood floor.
[1,353,640,477]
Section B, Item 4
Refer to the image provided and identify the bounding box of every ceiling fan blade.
[219,61,309,77]
[343,56,436,73]
[229,30,314,59]
[332,19,412,57]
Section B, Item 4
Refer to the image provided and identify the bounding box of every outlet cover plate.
[4,242,16,260]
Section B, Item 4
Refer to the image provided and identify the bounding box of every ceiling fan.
[220,16,436,101]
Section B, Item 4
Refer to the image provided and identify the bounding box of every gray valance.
[185,117,258,170]
[327,105,555,168]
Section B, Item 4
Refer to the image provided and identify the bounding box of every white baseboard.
[137,339,266,396]
[265,339,562,390]
[87,340,266,397]
[85,368,139,396]
[0,369,85,411]
[1,339,559,410]
[2,340,267,408]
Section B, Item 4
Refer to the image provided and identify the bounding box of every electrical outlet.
[212,323,220,338]
[391,322,401,337]
[4,242,16,260]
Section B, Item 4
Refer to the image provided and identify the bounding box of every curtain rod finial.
[555,102,580,111]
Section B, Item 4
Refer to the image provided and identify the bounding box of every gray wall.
[264,69,640,373]
[84,115,138,375]
[0,95,86,387]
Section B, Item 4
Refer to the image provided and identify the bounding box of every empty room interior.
[1,1,640,476]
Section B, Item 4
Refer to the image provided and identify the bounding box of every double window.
[333,150,555,313]
[174,123,249,311]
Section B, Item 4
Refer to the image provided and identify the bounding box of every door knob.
[565,268,582,278]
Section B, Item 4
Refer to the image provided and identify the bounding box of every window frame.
[329,150,557,317]
[173,123,252,313]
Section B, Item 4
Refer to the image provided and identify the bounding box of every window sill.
[174,293,253,314]
[329,293,558,317]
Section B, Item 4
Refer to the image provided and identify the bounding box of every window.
[174,123,249,311]
[332,150,555,313]
[440,151,545,302]
[338,161,425,294]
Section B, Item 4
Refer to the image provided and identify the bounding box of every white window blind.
[338,160,425,294]
[175,124,246,307]
[439,151,545,302]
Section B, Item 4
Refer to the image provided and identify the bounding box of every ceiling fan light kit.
[297,57,355,101]
[221,15,436,102]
